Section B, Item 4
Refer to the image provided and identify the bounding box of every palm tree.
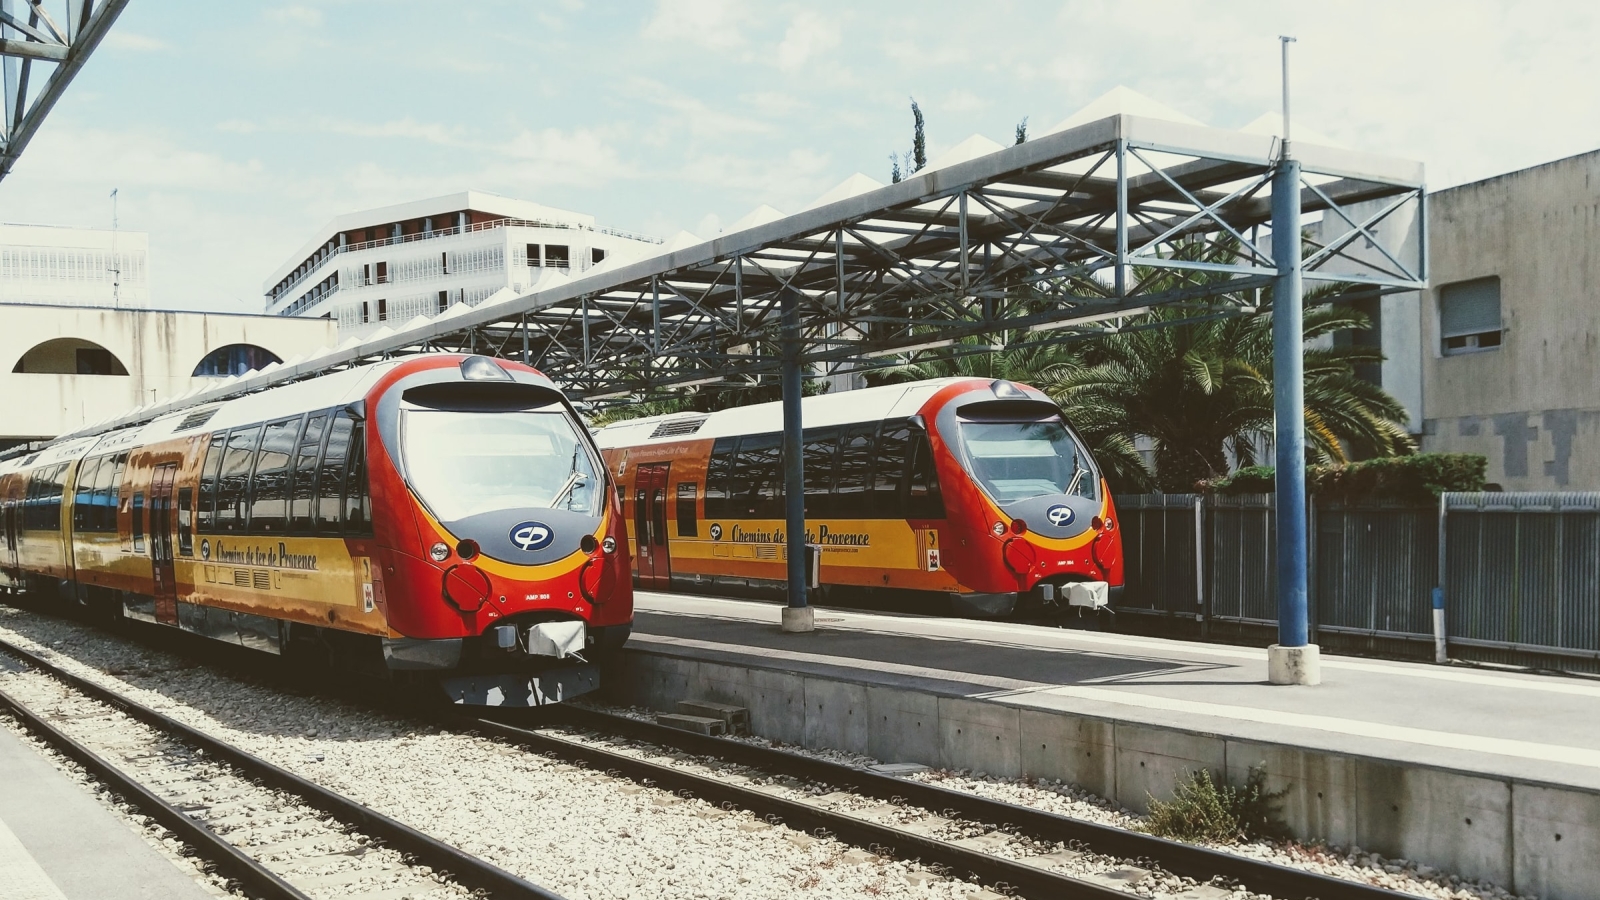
[1041,297,1414,492]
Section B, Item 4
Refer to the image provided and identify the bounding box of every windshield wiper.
[552,471,589,509]
[1066,463,1089,498]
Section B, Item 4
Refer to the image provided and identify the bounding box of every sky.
[1,0,1596,312]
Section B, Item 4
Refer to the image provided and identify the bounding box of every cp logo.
[709,523,723,541]
[509,521,554,551]
[1046,505,1075,527]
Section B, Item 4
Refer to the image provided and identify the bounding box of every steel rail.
[0,637,568,900]
[545,705,1406,900]
[0,684,313,900]
[466,713,1132,900]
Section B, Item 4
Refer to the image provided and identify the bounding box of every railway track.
[467,705,1408,900]
[0,637,565,900]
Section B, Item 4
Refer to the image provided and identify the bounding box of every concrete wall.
[1420,150,1600,489]
[611,647,1599,900]
[0,305,336,441]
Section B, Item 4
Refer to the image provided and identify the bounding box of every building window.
[377,298,387,321]
[437,290,448,313]
[592,247,606,265]
[526,243,540,267]
[375,261,388,284]
[1439,276,1502,356]
[361,301,370,324]
[441,251,449,274]
[546,245,570,269]
[361,263,371,286]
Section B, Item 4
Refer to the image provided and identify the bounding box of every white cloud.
[643,0,751,49]
[776,11,839,71]
[265,5,323,27]
[105,32,170,52]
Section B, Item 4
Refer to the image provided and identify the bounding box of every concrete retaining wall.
[607,647,1600,900]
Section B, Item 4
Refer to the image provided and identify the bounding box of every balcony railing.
[269,217,661,304]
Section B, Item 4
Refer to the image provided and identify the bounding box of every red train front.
[364,355,633,703]
[917,378,1125,618]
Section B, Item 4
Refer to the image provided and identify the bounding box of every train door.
[2,497,16,573]
[634,463,672,589]
[149,464,179,625]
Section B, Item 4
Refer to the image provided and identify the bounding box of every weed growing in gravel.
[1143,765,1287,843]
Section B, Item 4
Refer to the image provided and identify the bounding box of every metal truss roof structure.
[76,112,1426,436]
[0,0,128,184]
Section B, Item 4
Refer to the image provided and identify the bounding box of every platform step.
[675,700,750,735]
[655,713,726,736]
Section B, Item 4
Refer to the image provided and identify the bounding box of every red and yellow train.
[0,355,632,705]
[595,378,1124,617]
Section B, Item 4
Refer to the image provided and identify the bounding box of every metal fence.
[1112,491,1600,672]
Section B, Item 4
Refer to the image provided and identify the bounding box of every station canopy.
[78,87,1426,435]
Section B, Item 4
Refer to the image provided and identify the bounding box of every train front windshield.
[959,420,1096,504]
[402,408,600,521]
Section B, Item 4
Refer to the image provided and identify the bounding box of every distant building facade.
[263,191,659,338]
[1,304,336,449]
[1418,149,1600,489]
[0,223,150,309]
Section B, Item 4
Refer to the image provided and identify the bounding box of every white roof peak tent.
[1238,112,1348,149]
[83,104,1426,435]
[1044,85,1205,135]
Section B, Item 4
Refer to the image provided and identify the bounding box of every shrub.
[1144,765,1287,844]
[1202,453,1487,504]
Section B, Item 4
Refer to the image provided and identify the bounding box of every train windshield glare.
[959,420,1095,504]
[402,409,598,520]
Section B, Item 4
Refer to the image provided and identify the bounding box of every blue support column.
[1268,156,1320,684]
[779,289,813,632]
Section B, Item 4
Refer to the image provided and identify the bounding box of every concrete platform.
[0,721,214,900]
[615,591,1600,900]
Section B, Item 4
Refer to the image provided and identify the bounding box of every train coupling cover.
[1038,581,1110,609]
[490,621,587,659]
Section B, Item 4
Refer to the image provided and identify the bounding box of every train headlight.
[429,542,451,562]
[991,521,1006,537]
[602,536,617,554]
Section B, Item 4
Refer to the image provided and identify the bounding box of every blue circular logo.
[1046,504,1075,527]
[509,521,554,551]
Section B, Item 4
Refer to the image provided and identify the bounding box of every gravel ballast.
[0,606,987,900]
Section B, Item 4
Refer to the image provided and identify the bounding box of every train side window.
[730,433,781,518]
[72,457,104,531]
[703,437,737,519]
[906,427,944,519]
[131,492,145,552]
[314,414,354,534]
[44,464,67,531]
[872,421,913,519]
[177,487,194,556]
[342,419,371,535]
[248,416,300,533]
[215,426,262,534]
[675,482,698,537]
[22,470,41,530]
[109,453,128,533]
[89,455,114,532]
[289,413,328,534]
[833,424,878,518]
[801,427,839,517]
[197,433,226,534]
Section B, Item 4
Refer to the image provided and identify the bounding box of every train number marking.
[510,521,554,552]
[1046,504,1075,527]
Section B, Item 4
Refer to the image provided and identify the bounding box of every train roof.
[0,358,412,476]
[593,377,992,448]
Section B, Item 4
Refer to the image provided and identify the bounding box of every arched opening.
[12,338,129,375]
[193,344,282,378]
